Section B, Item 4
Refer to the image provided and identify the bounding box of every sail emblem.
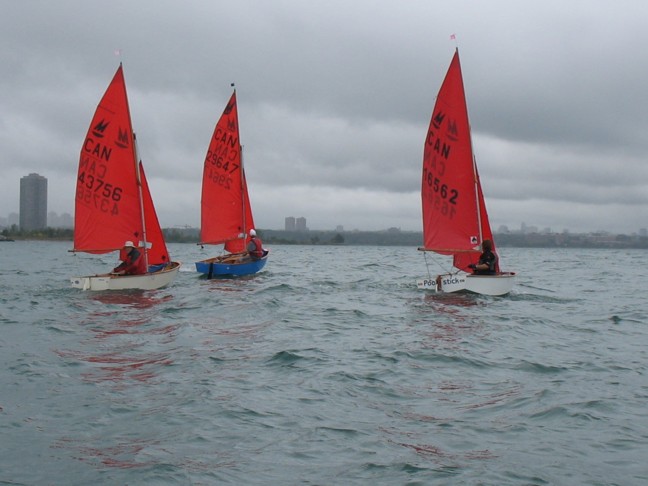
[227,118,237,132]
[115,126,130,149]
[432,110,445,130]
[92,119,109,138]
[446,118,459,141]
[224,99,235,115]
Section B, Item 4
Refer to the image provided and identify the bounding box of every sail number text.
[206,168,232,190]
[205,149,239,174]
[76,170,123,215]
[423,167,458,219]
[423,167,458,204]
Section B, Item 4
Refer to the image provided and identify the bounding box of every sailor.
[247,229,264,261]
[112,240,146,275]
[468,239,497,275]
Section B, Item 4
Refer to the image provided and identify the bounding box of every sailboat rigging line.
[423,251,433,280]
[423,251,455,278]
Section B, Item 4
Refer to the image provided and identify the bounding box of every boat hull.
[71,262,181,291]
[195,252,268,278]
[417,272,516,296]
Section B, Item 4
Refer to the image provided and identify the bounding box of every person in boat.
[246,229,265,261]
[112,240,146,276]
[469,239,497,275]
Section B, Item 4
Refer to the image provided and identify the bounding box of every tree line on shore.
[3,225,647,249]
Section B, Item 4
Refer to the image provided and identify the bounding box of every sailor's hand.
[468,263,476,270]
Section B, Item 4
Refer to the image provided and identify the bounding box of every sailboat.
[417,49,515,296]
[70,65,181,291]
[195,89,269,277]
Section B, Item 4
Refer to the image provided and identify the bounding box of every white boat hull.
[71,262,181,291]
[417,272,515,296]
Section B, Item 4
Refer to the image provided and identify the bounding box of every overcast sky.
[2,0,647,234]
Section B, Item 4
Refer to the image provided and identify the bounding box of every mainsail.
[74,65,143,253]
[199,91,255,253]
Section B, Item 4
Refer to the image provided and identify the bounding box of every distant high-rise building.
[19,173,47,230]
[296,217,307,232]
[285,216,296,231]
[48,211,74,229]
[8,212,19,227]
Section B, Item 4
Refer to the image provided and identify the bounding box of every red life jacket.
[249,237,264,259]
[119,247,147,275]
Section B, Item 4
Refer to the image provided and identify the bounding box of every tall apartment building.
[285,216,296,231]
[295,217,307,232]
[19,173,48,230]
[285,216,308,231]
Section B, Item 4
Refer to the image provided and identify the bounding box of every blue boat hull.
[195,251,268,278]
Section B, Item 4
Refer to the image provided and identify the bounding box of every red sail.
[452,167,500,272]
[224,163,255,254]
[200,91,255,252]
[74,65,143,253]
[421,50,495,270]
[139,162,170,266]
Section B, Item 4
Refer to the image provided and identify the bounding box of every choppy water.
[1,241,647,485]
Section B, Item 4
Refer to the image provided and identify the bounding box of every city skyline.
[3,173,646,236]
[1,206,645,237]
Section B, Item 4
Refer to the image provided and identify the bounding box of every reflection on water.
[57,290,179,387]
[422,291,481,308]
[52,289,184,470]
[88,291,174,309]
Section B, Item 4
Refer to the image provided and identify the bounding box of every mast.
[133,133,149,270]
[470,138,483,246]
[459,49,483,246]
[233,85,247,242]
[120,63,149,269]
[240,144,247,240]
